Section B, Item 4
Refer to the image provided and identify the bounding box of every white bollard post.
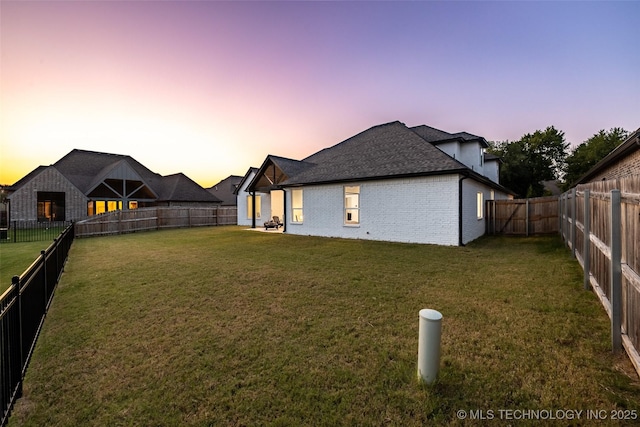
[417,308,442,384]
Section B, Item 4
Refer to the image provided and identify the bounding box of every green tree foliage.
[562,128,628,189]
[489,126,568,198]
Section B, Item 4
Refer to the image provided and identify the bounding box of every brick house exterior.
[578,128,640,183]
[242,121,513,246]
[7,149,221,222]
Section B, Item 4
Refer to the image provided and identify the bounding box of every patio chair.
[264,216,283,230]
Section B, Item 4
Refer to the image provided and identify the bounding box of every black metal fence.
[0,221,73,244]
[1,223,74,426]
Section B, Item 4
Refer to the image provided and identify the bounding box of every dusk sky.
[1,1,638,188]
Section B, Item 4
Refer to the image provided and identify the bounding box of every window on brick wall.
[291,189,303,223]
[37,191,65,221]
[344,185,360,225]
[477,192,484,220]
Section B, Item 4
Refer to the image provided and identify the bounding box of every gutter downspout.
[251,191,256,229]
[458,174,468,246]
[282,188,287,233]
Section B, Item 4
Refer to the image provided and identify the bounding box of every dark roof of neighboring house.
[577,128,640,184]
[13,149,220,203]
[207,175,243,205]
[542,180,562,196]
[247,121,512,195]
[10,166,49,190]
[158,173,220,202]
[53,149,160,192]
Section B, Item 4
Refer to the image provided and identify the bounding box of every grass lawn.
[0,241,56,293]
[8,227,640,426]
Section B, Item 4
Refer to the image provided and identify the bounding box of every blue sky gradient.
[1,1,638,186]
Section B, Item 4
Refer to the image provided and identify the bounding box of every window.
[247,195,261,219]
[37,192,65,221]
[95,201,107,215]
[107,201,122,212]
[477,192,484,220]
[344,186,360,225]
[291,189,303,223]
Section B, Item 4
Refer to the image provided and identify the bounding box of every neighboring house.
[577,128,640,183]
[7,149,221,222]
[207,175,242,206]
[241,121,513,246]
[542,180,563,196]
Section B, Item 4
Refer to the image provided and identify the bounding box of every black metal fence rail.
[0,221,73,244]
[0,223,74,427]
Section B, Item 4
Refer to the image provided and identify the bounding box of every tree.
[562,128,628,189]
[488,126,569,198]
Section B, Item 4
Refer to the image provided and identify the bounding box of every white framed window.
[291,189,303,223]
[344,185,360,225]
[247,195,261,219]
[477,192,484,220]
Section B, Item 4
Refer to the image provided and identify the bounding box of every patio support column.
[251,191,256,229]
[283,189,287,233]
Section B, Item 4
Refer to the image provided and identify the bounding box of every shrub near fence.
[560,176,640,378]
[75,206,237,237]
[0,223,74,427]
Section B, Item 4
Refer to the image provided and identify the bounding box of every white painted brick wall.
[285,175,460,245]
[236,171,271,227]
[461,179,511,244]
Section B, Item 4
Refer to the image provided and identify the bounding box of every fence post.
[583,189,591,291]
[610,189,622,352]
[571,188,577,258]
[11,275,24,403]
[525,199,529,237]
[12,275,24,377]
[41,250,48,310]
[562,193,569,246]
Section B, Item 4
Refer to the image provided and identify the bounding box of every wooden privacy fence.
[75,206,237,237]
[560,176,640,377]
[486,196,559,235]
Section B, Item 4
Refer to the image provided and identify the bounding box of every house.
[240,121,513,246]
[234,168,261,227]
[7,149,221,222]
[577,128,640,183]
[207,175,242,206]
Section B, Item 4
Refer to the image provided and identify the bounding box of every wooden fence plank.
[564,176,640,377]
[75,206,238,237]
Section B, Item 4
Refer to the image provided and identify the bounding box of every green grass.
[8,227,640,426]
[0,241,54,293]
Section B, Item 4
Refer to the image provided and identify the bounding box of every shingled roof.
[246,121,512,195]
[207,175,243,205]
[270,121,470,186]
[15,149,220,203]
